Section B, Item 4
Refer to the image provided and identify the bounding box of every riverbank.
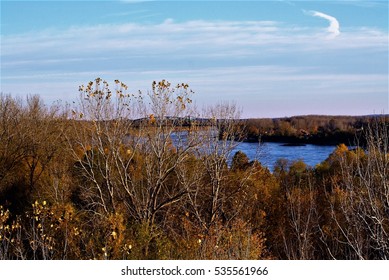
[241,114,389,146]
[244,131,356,146]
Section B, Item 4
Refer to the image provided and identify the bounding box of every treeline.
[0,79,388,260]
[242,115,387,145]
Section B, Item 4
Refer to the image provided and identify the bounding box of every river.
[170,131,338,171]
[231,142,337,171]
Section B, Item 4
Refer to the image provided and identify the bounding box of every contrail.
[309,10,340,38]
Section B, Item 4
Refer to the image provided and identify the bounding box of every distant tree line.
[0,79,388,260]
[241,115,387,145]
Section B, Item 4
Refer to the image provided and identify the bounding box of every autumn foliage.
[0,80,388,259]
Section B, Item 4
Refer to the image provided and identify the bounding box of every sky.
[1,0,388,118]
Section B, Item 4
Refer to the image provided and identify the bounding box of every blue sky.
[1,0,388,118]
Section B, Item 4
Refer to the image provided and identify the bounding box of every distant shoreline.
[240,114,389,147]
[243,135,354,146]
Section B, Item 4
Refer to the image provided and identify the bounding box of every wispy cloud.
[1,19,387,117]
[2,19,386,81]
[3,18,385,59]
[307,10,340,38]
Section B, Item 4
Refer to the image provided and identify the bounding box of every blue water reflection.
[169,131,337,171]
[232,142,336,171]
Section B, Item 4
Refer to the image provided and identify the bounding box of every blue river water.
[169,131,337,171]
[231,142,337,171]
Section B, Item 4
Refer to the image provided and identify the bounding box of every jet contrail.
[309,10,340,38]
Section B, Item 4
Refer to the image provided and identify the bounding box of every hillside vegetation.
[1,79,388,260]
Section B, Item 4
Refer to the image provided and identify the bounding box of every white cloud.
[1,19,387,117]
[3,18,386,65]
[2,20,279,55]
[308,10,340,38]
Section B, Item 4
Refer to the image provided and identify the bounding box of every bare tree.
[0,95,26,192]
[282,176,318,260]
[1,94,68,208]
[328,118,389,259]
[68,79,200,225]
[137,80,201,227]
[68,78,138,215]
